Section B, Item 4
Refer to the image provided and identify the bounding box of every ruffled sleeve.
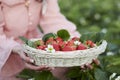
[39,0,80,37]
[0,4,19,71]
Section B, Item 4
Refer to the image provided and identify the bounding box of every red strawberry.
[52,44,60,51]
[86,40,95,48]
[66,40,75,46]
[46,39,57,45]
[77,44,87,50]
[71,46,77,50]
[62,46,75,51]
[72,37,80,41]
[37,45,46,50]
[58,41,66,48]
[48,37,54,41]
[45,37,54,43]
[55,37,63,43]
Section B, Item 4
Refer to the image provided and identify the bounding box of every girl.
[0,0,80,80]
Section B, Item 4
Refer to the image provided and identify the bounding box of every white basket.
[22,40,107,67]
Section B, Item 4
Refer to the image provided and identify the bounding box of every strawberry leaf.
[42,33,56,42]
[19,36,28,44]
[19,36,35,47]
[80,32,105,43]
[94,68,108,80]
[27,40,35,48]
[57,29,70,41]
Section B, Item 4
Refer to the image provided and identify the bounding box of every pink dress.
[0,0,80,80]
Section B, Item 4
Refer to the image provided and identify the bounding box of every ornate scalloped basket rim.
[22,39,107,67]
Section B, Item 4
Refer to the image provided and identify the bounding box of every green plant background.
[58,0,120,79]
[59,0,120,54]
[18,0,120,80]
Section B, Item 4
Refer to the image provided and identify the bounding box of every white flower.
[45,45,55,53]
[109,73,117,80]
[115,76,120,80]
[74,41,81,46]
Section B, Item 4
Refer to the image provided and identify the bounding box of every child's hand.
[12,45,54,71]
[80,59,100,70]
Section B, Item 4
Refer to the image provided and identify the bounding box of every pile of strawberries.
[34,37,96,52]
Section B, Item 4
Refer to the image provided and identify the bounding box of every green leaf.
[94,32,105,42]
[94,68,109,80]
[19,36,28,44]
[80,32,105,43]
[102,55,120,74]
[27,40,35,48]
[42,33,56,42]
[34,71,56,80]
[19,36,35,47]
[17,69,36,79]
[57,29,70,41]
[67,67,81,78]
[17,69,56,80]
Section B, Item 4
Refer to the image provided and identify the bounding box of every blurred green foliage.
[59,0,120,54]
